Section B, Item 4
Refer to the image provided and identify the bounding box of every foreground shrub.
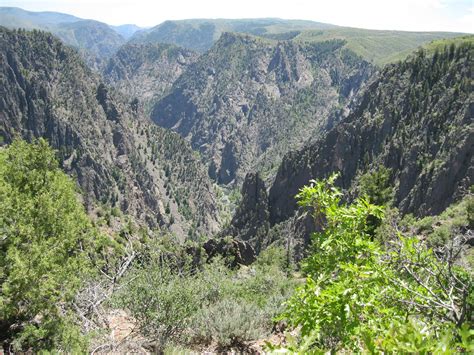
[190,298,268,348]
[278,173,472,352]
[113,242,297,351]
[0,139,102,351]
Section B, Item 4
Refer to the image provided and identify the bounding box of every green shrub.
[467,195,474,228]
[402,193,473,248]
[0,139,103,351]
[357,166,394,206]
[187,262,294,349]
[112,254,209,349]
[279,173,472,352]
[255,244,289,272]
[191,299,269,348]
[378,319,473,353]
[113,240,297,351]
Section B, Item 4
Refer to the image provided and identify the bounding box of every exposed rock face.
[152,33,374,185]
[58,20,125,65]
[269,43,473,223]
[203,238,256,267]
[221,172,270,252]
[230,41,473,251]
[0,28,220,237]
[103,43,199,113]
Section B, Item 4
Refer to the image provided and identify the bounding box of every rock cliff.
[152,33,374,184]
[0,27,220,237]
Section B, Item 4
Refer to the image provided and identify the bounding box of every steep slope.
[152,33,374,184]
[55,20,125,65]
[0,7,126,66]
[130,18,336,53]
[104,43,199,113]
[0,27,220,237]
[268,40,473,223]
[225,39,473,252]
[220,172,270,252]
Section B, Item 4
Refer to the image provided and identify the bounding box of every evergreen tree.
[0,139,101,351]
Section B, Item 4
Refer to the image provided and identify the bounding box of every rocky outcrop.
[103,43,199,113]
[0,27,220,237]
[152,33,374,185]
[221,172,270,252]
[203,238,256,267]
[229,41,473,251]
[269,43,473,223]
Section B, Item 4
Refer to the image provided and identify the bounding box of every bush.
[0,139,102,351]
[279,173,472,352]
[357,166,393,206]
[112,251,211,349]
[190,299,269,348]
[187,260,295,349]
[401,193,473,248]
[255,244,290,272]
[113,240,297,351]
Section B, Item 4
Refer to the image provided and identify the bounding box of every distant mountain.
[0,7,142,40]
[1,7,464,67]
[110,24,143,39]
[54,20,126,66]
[151,32,374,185]
[0,6,81,28]
[295,27,465,65]
[130,18,464,66]
[0,7,126,66]
[130,18,337,52]
[104,43,199,113]
[0,27,220,238]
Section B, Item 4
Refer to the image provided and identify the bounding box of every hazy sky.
[2,0,473,32]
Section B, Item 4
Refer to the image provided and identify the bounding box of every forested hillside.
[270,40,473,221]
[131,18,462,65]
[295,27,464,65]
[152,32,373,184]
[103,43,199,113]
[130,18,336,52]
[0,8,472,353]
[0,27,220,237]
[226,39,473,253]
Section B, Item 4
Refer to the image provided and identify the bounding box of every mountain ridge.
[151,32,374,185]
[0,7,140,66]
[224,39,473,252]
[1,6,466,68]
[131,17,465,65]
[103,42,199,114]
[130,17,337,52]
[268,40,473,222]
[0,27,220,238]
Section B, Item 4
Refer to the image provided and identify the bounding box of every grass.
[422,35,474,53]
[295,27,466,65]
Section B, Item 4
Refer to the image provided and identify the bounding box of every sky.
[2,0,473,33]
